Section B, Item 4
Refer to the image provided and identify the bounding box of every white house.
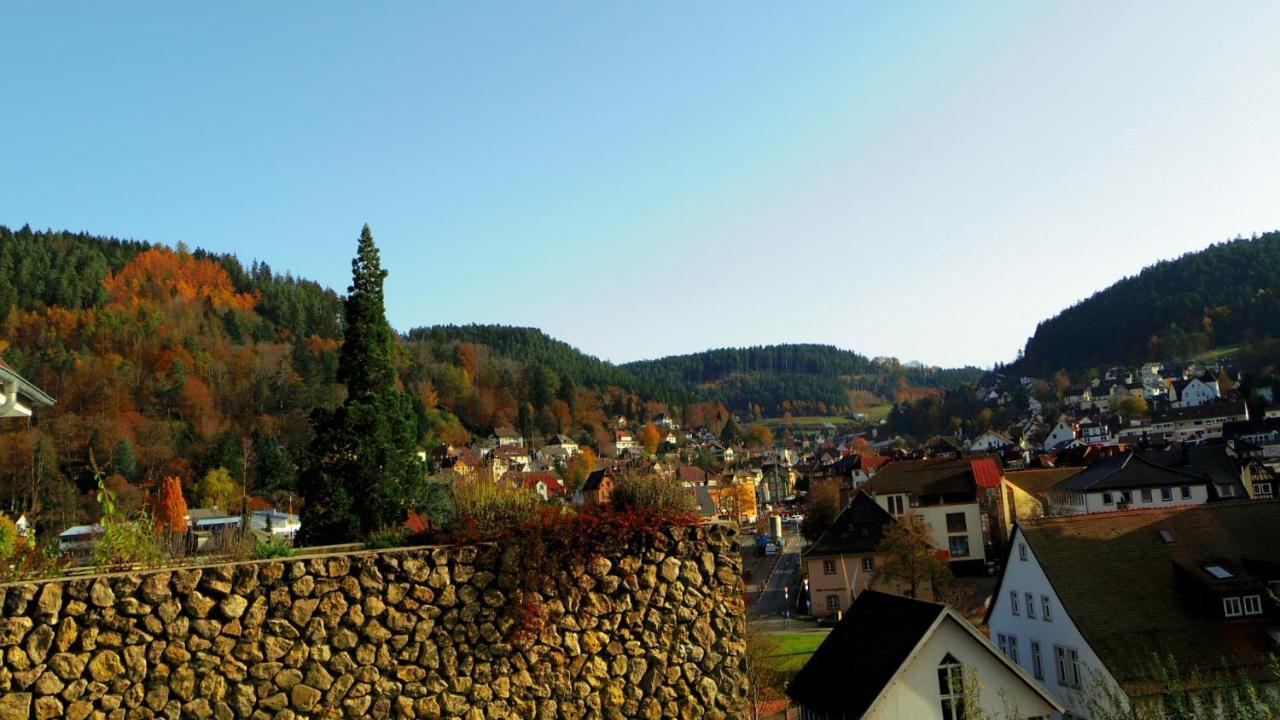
[1146,400,1248,443]
[968,430,1014,453]
[864,458,992,572]
[988,502,1280,718]
[250,509,301,541]
[58,524,105,556]
[1170,375,1219,408]
[789,590,1063,719]
[1046,450,1217,515]
[1043,419,1078,450]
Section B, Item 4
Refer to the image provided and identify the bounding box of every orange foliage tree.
[104,248,258,311]
[153,475,189,534]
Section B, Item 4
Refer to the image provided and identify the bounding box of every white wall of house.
[869,614,1061,720]
[1175,379,1219,408]
[969,431,1008,452]
[1049,484,1209,515]
[872,494,986,564]
[1045,422,1077,449]
[988,528,1125,718]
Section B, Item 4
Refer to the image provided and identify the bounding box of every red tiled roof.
[969,457,1003,489]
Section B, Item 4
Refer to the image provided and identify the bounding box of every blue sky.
[3,2,1278,368]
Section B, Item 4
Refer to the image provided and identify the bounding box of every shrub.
[0,515,18,559]
[251,537,294,559]
[610,472,695,515]
[447,480,543,538]
[366,526,410,549]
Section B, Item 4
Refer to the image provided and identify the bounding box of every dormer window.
[1204,565,1233,579]
[1243,595,1263,616]
[1224,597,1244,617]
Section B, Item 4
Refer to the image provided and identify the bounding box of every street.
[743,524,807,619]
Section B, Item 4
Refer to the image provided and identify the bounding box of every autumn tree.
[298,226,425,544]
[873,519,952,600]
[153,475,189,534]
[197,467,240,511]
[640,423,661,455]
[746,424,774,449]
[561,447,598,494]
[800,480,842,542]
[1114,396,1149,419]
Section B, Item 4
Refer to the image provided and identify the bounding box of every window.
[1220,484,1236,498]
[826,595,840,611]
[1243,595,1263,616]
[946,512,967,533]
[1180,486,1192,499]
[1141,488,1152,503]
[1010,591,1020,615]
[861,557,875,572]
[1031,641,1044,680]
[887,495,905,516]
[1224,596,1243,617]
[938,654,965,720]
[1054,645,1081,688]
[1042,595,1052,622]
[1025,592,1036,619]
[1019,543,1028,562]
[996,633,1019,663]
[948,536,970,558]
[1160,487,1173,502]
[1102,492,1114,505]
[1256,483,1273,497]
[822,560,836,575]
[1120,490,1133,504]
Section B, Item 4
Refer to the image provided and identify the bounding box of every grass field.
[762,630,829,674]
[759,415,851,428]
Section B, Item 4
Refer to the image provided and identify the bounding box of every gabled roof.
[1054,450,1210,492]
[805,491,896,557]
[582,468,611,492]
[1016,501,1280,689]
[864,457,977,497]
[1004,467,1084,496]
[1153,400,1247,424]
[787,590,1062,717]
[969,457,1003,489]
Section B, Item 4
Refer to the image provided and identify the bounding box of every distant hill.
[623,344,982,417]
[1016,231,1280,374]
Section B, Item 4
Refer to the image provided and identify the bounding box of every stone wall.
[0,523,747,719]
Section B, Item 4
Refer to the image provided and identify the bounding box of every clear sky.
[3,3,1279,369]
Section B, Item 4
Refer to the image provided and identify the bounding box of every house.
[0,358,55,418]
[58,524,105,556]
[1170,374,1220,408]
[987,501,1280,718]
[803,492,898,617]
[1077,420,1111,446]
[863,458,993,573]
[516,471,565,501]
[1043,418,1078,450]
[1063,386,1091,408]
[1146,400,1249,443]
[608,429,639,456]
[1003,467,1085,519]
[490,426,524,448]
[968,430,1015,453]
[1046,450,1221,514]
[579,469,614,506]
[250,509,301,541]
[535,434,579,463]
[788,590,1063,720]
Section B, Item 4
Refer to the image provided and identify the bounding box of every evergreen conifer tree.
[298,226,423,544]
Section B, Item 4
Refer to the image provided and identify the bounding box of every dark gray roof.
[1055,451,1209,492]
[787,591,944,716]
[582,469,609,492]
[805,492,896,557]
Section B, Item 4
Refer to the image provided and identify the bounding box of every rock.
[0,618,32,647]
[36,584,63,616]
[33,696,63,720]
[0,693,30,720]
[88,650,124,682]
[290,683,321,711]
[220,595,248,620]
[25,625,53,665]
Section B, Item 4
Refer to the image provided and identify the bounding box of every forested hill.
[623,345,982,417]
[405,325,668,398]
[1016,231,1280,374]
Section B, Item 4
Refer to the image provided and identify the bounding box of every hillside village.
[7,339,1280,718]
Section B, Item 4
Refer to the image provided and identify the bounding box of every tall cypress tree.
[298,226,423,544]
